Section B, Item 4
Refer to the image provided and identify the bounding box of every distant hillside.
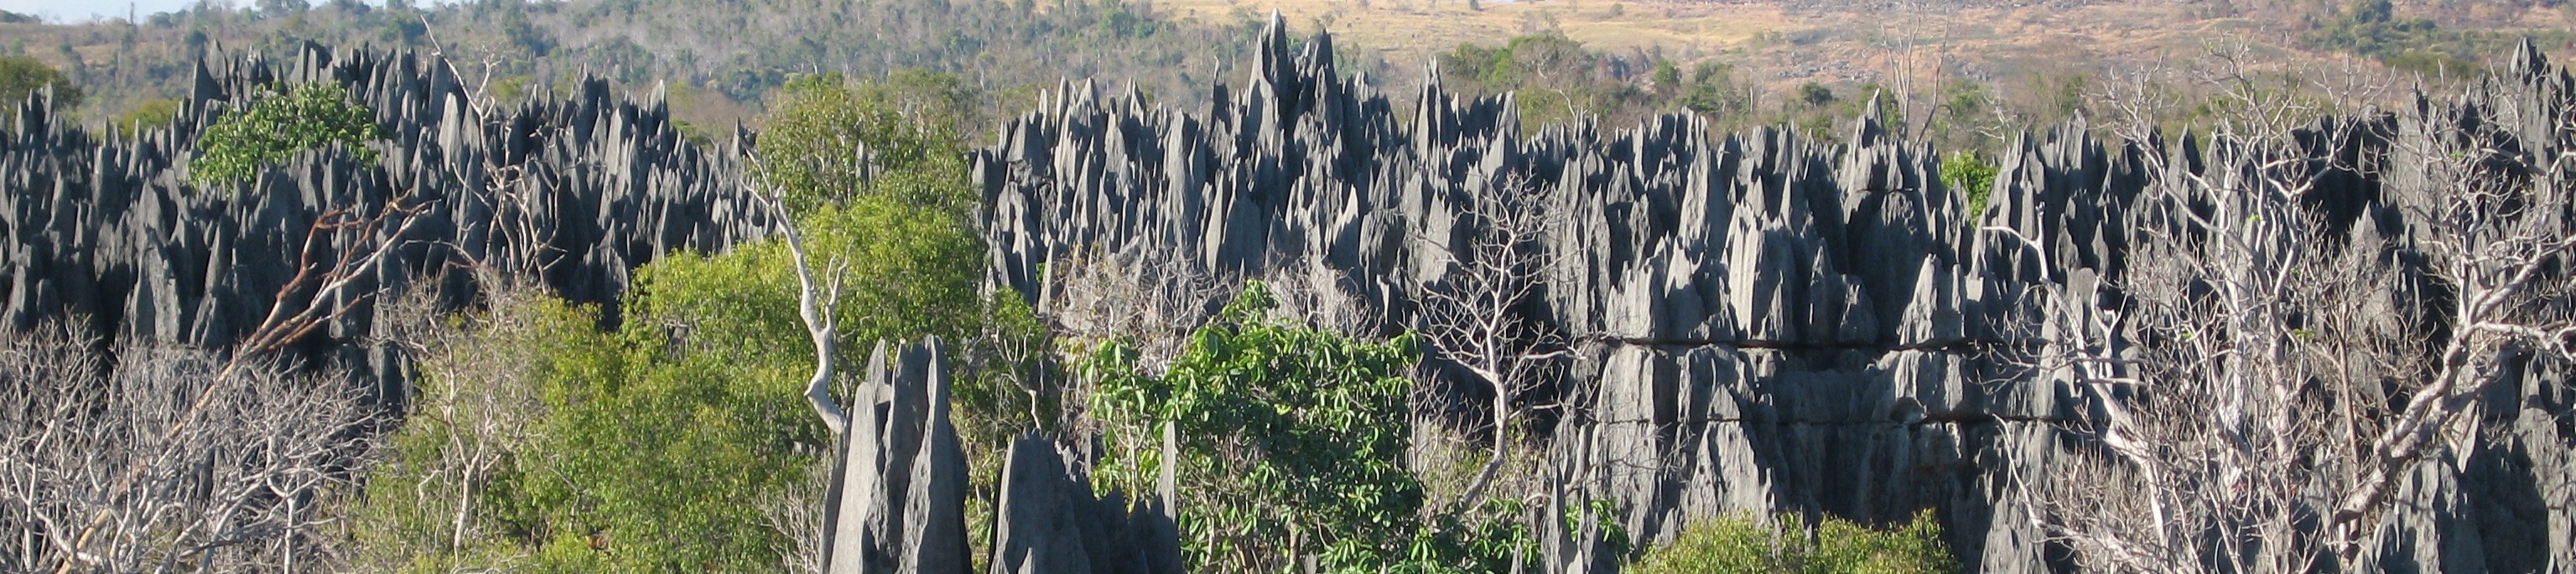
[2,0,1345,138]
[10,0,2571,153]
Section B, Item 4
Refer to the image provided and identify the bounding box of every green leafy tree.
[1940,151,1998,220]
[753,72,974,216]
[0,54,80,111]
[1087,283,1534,574]
[1798,82,1836,107]
[1628,510,1954,574]
[349,68,1036,571]
[114,98,182,137]
[190,81,382,188]
[1678,61,1747,118]
[350,199,995,570]
[350,288,824,572]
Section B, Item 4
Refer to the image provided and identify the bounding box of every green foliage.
[2044,73,2089,120]
[113,98,181,137]
[350,72,1026,570]
[1628,510,1954,574]
[1437,34,1655,132]
[1677,61,1749,119]
[351,194,1003,569]
[190,81,382,189]
[1087,282,1424,572]
[2302,0,2493,78]
[1939,152,1997,219]
[754,72,975,216]
[490,314,816,571]
[633,199,984,369]
[1087,283,1530,573]
[351,295,581,572]
[351,294,821,571]
[0,54,80,112]
[1924,78,2001,154]
[1798,82,1836,107]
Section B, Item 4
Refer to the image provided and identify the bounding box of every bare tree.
[8,189,428,573]
[1416,178,1567,515]
[2,328,380,573]
[2013,61,2575,572]
[1044,241,1233,376]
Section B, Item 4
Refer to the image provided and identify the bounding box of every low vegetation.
[1628,510,1954,574]
[190,81,382,188]
[0,54,80,113]
[1088,283,1528,573]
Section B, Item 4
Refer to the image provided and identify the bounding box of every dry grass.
[1130,0,2573,97]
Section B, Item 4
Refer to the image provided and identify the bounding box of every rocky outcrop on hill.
[978,18,2574,573]
[0,42,763,401]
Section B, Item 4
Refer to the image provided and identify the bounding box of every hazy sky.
[1,0,205,22]
[0,0,402,23]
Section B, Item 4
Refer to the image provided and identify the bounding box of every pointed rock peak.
[191,54,226,112]
[1264,10,1290,51]
[1852,95,1886,147]
[2513,37,2548,80]
[1307,28,1337,65]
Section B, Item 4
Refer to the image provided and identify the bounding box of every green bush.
[1939,152,1997,220]
[350,198,1005,569]
[753,72,974,216]
[350,293,821,572]
[190,81,382,188]
[0,54,81,112]
[1628,509,1955,574]
[114,98,183,137]
[348,70,1036,571]
[1086,282,1426,572]
[1085,282,1540,574]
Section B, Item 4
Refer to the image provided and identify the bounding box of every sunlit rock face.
[979,18,2574,573]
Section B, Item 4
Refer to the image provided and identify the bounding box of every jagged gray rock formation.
[977,18,2574,573]
[826,338,973,574]
[0,42,766,402]
[988,435,1185,574]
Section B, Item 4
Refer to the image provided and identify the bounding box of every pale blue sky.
[0,0,200,22]
[0,0,401,23]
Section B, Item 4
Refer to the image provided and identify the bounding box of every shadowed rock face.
[827,339,973,574]
[978,18,2575,574]
[0,43,766,402]
[987,434,1184,574]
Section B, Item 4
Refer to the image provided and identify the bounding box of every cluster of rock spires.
[0,42,767,401]
[3,22,2567,574]
[825,338,1182,574]
[977,18,2574,574]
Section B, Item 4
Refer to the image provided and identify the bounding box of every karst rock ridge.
[0,42,769,401]
[978,19,2576,573]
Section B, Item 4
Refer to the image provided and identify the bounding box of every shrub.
[190,81,382,188]
[1087,282,1427,572]
[1085,282,1543,574]
[114,98,183,137]
[348,75,1031,569]
[1628,509,1955,574]
[1939,152,1997,219]
[752,72,974,216]
[0,54,81,111]
[350,292,820,572]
